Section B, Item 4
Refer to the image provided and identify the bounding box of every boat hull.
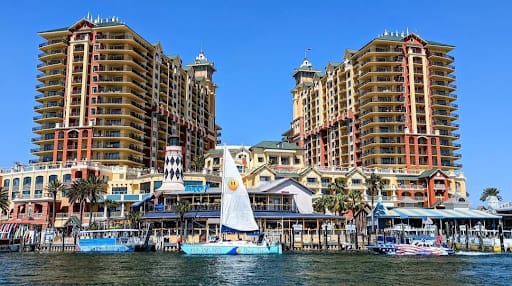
[181,241,282,255]
[395,244,454,256]
[367,243,454,256]
[77,238,135,253]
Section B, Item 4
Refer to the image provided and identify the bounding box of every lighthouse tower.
[158,133,185,194]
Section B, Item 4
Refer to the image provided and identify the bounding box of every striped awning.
[371,207,501,219]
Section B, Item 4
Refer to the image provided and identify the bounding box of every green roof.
[251,141,302,150]
[418,168,447,179]
[375,34,403,41]
[426,40,455,48]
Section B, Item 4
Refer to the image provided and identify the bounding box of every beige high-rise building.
[288,32,460,172]
[33,16,217,172]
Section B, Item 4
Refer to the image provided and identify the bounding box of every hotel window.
[63,174,71,183]
[35,176,44,188]
[112,187,127,195]
[49,175,58,182]
[3,179,10,189]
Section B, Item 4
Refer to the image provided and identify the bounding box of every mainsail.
[220,146,259,233]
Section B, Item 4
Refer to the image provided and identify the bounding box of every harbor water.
[1,251,511,285]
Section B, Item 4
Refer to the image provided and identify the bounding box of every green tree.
[85,174,107,227]
[67,179,88,228]
[191,156,205,172]
[0,187,10,215]
[313,195,332,214]
[127,210,142,229]
[328,178,348,215]
[328,177,347,196]
[480,187,502,202]
[345,189,366,249]
[103,199,119,228]
[366,172,383,242]
[173,200,192,239]
[45,180,64,228]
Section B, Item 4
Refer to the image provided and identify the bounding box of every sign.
[459,225,466,231]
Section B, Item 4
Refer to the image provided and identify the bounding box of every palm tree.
[67,179,88,228]
[366,172,383,243]
[103,199,118,228]
[191,156,205,172]
[85,174,107,214]
[45,180,64,228]
[328,177,347,195]
[345,189,366,249]
[127,210,142,229]
[328,178,348,215]
[173,200,192,235]
[313,195,332,214]
[480,187,502,202]
[0,187,10,215]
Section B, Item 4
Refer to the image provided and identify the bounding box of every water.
[1,252,511,285]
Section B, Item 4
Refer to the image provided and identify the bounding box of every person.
[177,235,183,250]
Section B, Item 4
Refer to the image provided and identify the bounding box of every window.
[260,176,271,182]
[35,176,44,187]
[49,175,58,183]
[3,179,10,188]
[258,157,264,163]
[352,179,361,185]
[112,187,127,195]
[307,177,317,183]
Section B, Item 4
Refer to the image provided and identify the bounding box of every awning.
[372,207,502,220]
[65,216,81,227]
[131,194,155,209]
[54,219,66,228]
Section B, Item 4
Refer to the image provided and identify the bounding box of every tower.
[158,132,185,194]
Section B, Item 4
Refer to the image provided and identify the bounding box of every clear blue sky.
[0,0,510,204]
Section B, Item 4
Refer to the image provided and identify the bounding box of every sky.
[0,0,510,204]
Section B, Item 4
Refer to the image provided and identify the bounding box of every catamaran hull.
[181,242,282,255]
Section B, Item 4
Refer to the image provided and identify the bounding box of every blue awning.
[131,194,154,209]
[370,207,502,220]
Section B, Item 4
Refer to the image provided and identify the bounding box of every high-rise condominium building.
[33,16,217,171]
[288,31,461,172]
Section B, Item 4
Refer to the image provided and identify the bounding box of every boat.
[0,223,23,252]
[180,146,282,255]
[367,235,455,256]
[77,228,149,253]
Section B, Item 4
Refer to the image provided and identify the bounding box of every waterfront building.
[33,15,217,173]
[286,31,461,174]
[204,141,467,208]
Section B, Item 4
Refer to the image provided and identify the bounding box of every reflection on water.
[1,252,512,285]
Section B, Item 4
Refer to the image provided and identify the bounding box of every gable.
[403,33,427,46]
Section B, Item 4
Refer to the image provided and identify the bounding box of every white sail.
[220,146,259,233]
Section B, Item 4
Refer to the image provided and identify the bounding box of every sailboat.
[180,146,282,255]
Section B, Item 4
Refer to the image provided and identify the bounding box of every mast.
[219,145,227,236]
